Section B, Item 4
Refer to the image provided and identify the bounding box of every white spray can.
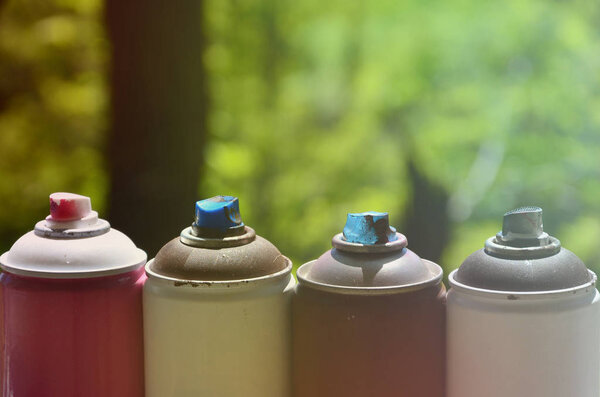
[143,196,294,397]
[447,207,600,397]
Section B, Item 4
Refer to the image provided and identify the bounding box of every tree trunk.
[105,0,207,256]
[401,158,450,264]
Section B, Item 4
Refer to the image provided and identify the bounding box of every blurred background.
[0,0,599,277]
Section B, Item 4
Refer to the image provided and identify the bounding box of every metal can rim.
[448,269,598,299]
[144,257,293,288]
[484,236,561,259]
[179,226,257,248]
[331,232,407,253]
[0,249,147,279]
[295,259,443,295]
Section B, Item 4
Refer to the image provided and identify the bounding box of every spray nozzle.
[342,212,398,245]
[43,192,100,231]
[49,193,92,221]
[496,206,550,247]
[192,196,245,237]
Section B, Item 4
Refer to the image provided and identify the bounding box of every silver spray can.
[143,196,294,397]
[447,207,600,397]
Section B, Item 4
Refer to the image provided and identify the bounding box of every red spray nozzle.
[49,193,92,221]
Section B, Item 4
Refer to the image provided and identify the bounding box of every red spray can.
[0,193,147,396]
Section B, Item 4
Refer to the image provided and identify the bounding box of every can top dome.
[296,211,442,293]
[0,192,146,279]
[451,206,592,292]
[147,195,291,282]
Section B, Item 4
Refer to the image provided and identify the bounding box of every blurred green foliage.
[1,0,600,276]
[0,0,107,251]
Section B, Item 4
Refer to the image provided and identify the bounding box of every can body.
[447,274,600,397]
[293,278,446,396]
[144,270,295,397]
[0,267,146,397]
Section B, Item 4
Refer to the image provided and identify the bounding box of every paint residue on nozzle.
[194,195,244,233]
[49,193,92,221]
[343,212,398,245]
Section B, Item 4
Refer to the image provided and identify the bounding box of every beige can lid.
[147,196,290,282]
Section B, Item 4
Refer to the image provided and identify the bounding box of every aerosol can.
[0,192,147,396]
[293,212,446,397]
[143,196,294,397]
[447,207,600,397]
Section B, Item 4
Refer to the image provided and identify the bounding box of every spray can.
[143,196,294,397]
[0,192,147,396]
[293,212,446,397]
[447,207,600,397]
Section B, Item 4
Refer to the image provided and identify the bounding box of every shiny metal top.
[452,207,593,292]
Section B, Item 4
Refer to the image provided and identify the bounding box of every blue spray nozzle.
[194,196,244,233]
[342,212,398,245]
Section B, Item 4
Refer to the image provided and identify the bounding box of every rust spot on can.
[173,281,210,288]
